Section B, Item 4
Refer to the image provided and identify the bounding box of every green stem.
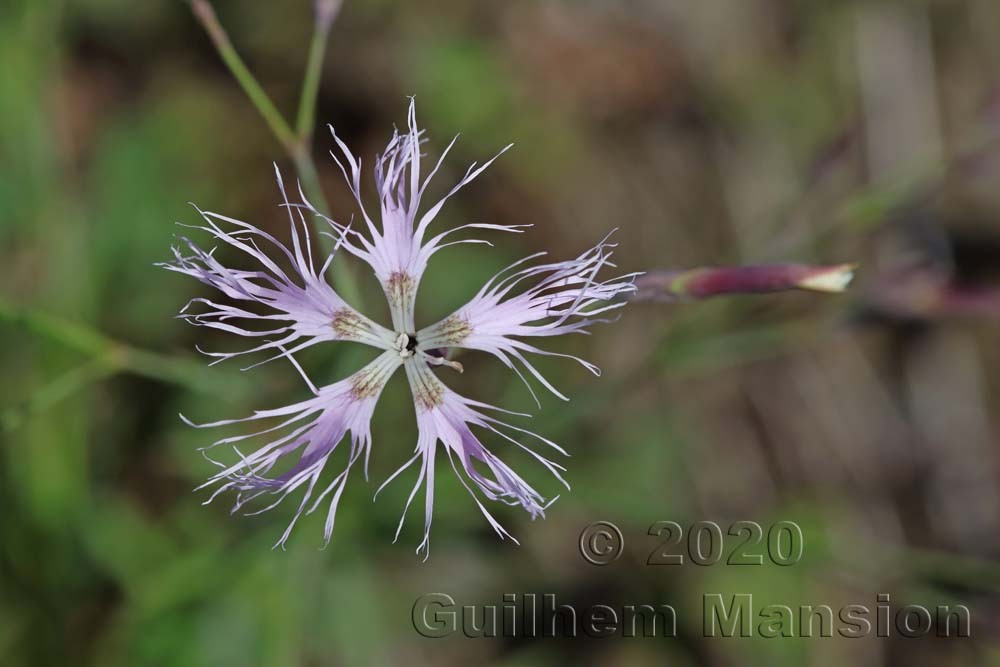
[291,146,330,213]
[291,147,362,307]
[190,0,297,152]
[293,3,362,306]
[190,0,363,308]
[1,360,113,432]
[296,5,335,140]
[0,301,237,396]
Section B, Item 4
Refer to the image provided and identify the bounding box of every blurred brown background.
[3,0,1000,665]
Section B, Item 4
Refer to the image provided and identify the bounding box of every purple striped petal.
[159,167,395,367]
[417,232,638,402]
[321,99,516,333]
[377,358,567,558]
[190,351,402,548]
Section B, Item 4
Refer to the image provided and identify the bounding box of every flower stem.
[188,0,363,307]
[291,145,362,306]
[1,359,114,432]
[0,300,238,396]
[296,1,341,140]
[190,0,297,153]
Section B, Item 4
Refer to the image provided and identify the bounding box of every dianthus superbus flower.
[161,100,636,556]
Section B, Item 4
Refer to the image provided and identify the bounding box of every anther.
[394,332,419,358]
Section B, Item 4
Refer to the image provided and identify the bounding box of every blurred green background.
[4,0,1000,664]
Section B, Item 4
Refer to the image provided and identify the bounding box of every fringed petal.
[417,232,639,402]
[317,98,512,333]
[158,166,396,365]
[193,351,401,548]
[384,359,567,559]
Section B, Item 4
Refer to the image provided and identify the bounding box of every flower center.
[394,332,419,358]
[393,331,464,373]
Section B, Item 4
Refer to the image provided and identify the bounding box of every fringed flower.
[159,166,395,366]
[163,99,636,556]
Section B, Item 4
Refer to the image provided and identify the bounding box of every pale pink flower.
[163,100,636,556]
